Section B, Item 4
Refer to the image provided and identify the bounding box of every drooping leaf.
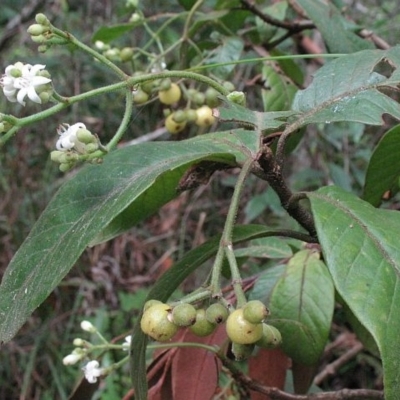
[261,64,298,112]
[363,125,400,206]
[268,249,335,365]
[0,131,261,344]
[204,36,244,79]
[234,237,293,259]
[296,0,373,53]
[217,100,296,131]
[308,186,400,399]
[292,46,400,126]
[131,225,292,400]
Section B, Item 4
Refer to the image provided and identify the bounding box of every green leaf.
[217,100,296,131]
[308,186,400,399]
[204,36,244,79]
[0,132,259,344]
[363,125,400,206]
[131,225,289,400]
[268,250,335,365]
[92,23,138,43]
[293,46,400,126]
[261,64,298,111]
[296,0,373,53]
[255,2,288,43]
[234,237,293,259]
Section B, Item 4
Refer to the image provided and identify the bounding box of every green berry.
[226,308,263,345]
[159,83,181,105]
[143,299,163,311]
[243,300,269,324]
[205,87,220,108]
[195,105,215,127]
[132,89,149,104]
[256,324,282,349]
[165,113,186,134]
[140,303,178,342]
[205,303,229,324]
[120,47,134,62]
[189,309,216,337]
[172,109,187,123]
[172,303,197,327]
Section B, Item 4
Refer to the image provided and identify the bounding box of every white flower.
[56,122,87,152]
[122,335,131,351]
[82,360,103,384]
[0,62,51,106]
[80,320,96,333]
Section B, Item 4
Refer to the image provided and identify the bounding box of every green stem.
[183,0,204,40]
[210,158,254,301]
[50,26,128,79]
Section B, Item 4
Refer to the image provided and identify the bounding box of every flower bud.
[59,163,73,172]
[81,320,96,333]
[227,91,246,106]
[31,34,46,44]
[120,47,134,62]
[50,150,65,163]
[63,353,82,365]
[85,143,99,153]
[35,13,50,26]
[76,128,95,144]
[28,24,46,36]
[73,338,85,347]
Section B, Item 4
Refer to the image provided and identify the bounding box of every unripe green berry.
[231,342,255,361]
[205,303,229,324]
[223,81,235,92]
[256,324,282,349]
[205,87,220,108]
[172,303,197,327]
[159,83,181,105]
[243,300,269,324]
[140,303,178,341]
[189,309,216,337]
[132,89,149,104]
[172,109,187,123]
[159,78,172,92]
[120,47,134,62]
[226,308,263,345]
[165,113,186,134]
[193,92,205,105]
[185,109,198,122]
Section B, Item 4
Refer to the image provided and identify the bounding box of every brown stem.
[218,350,383,400]
[240,0,314,32]
[255,146,316,237]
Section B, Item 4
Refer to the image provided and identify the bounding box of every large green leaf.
[0,131,257,344]
[292,47,400,126]
[296,0,373,53]
[131,225,289,400]
[308,186,400,399]
[363,125,400,206]
[268,249,334,365]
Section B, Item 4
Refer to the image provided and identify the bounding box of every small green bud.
[227,91,246,106]
[159,78,172,92]
[28,24,46,36]
[59,163,73,172]
[85,143,99,153]
[223,81,235,92]
[193,92,205,105]
[185,109,198,122]
[39,91,51,103]
[76,128,95,144]
[50,150,64,163]
[132,89,149,104]
[35,13,50,26]
[38,44,49,53]
[205,87,220,108]
[31,34,46,44]
[10,68,22,78]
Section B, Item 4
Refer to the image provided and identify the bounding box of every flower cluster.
[0,62,52,106]
[62,320,131,384]
[50,123,100,171]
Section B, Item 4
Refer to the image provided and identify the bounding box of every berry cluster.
[140,299,282,360]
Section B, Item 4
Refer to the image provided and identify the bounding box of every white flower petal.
[27,86,42,104]
[16,88,28,106]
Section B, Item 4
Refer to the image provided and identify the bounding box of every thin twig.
[313,342,364,386]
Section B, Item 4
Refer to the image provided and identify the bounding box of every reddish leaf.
[249,348,290,400]
[171,325,227,400]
